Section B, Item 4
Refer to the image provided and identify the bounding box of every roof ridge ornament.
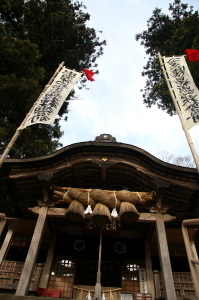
[94,133,117,142]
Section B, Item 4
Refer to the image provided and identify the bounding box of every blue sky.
[60,0,199,159]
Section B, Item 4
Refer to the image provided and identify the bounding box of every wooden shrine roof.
[1,134,199,241]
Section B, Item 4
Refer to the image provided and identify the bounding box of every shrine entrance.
[47,234,146,298]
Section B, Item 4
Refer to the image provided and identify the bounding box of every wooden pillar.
[153,270,161,299]
[191,240,199,280]
[145,239,155,299]
[15,206,48,296]
[32,264,43,291]
[0,213,6,236]
[40,219,56,288]
[0,228,13,264]
[156,212,177,300]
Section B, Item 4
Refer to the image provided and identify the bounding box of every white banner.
[163,56,199,129]
[22,67,82,128]
[139,268,148,293]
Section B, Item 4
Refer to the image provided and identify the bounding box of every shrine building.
[0,133,199,300]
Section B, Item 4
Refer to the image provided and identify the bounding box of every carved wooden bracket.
[91,159,117,181]
[29,206,68,218]
[154,179,170,212]
[38,173,53,205]
[163,214,176,223]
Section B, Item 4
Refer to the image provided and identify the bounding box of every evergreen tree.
[135,0,199,116]
[0,0,106,158]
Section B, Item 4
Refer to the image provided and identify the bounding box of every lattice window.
[0,260,40,290]
[51,257,75,277]
[173,272,195,296]
[0,260,24,273]
[48,256,75,298]
[158,271,196,297]
[121,260,144,294]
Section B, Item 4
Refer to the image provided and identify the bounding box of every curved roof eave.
[3,140,198,176]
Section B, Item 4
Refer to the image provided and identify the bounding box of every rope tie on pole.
[64,188,70,197]
[111,191,118,218]
[84,189,93,215]
[136,192,144,204]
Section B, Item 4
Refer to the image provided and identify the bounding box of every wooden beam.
[28,208,175,223]
[15,206,48,296]
[0,228,13,264]
[138,213,175,223]
[156,212,177,300]
[39,219,56,288]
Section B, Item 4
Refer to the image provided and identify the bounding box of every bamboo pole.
[94,227,103,300]
[158,52,199,173]
[0,62,65,167]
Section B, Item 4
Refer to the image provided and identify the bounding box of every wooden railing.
[0,261,195,299]
[73,286,121,300]
[73,286,152,300]
[154,270,196,299]
[0,260,43,291]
